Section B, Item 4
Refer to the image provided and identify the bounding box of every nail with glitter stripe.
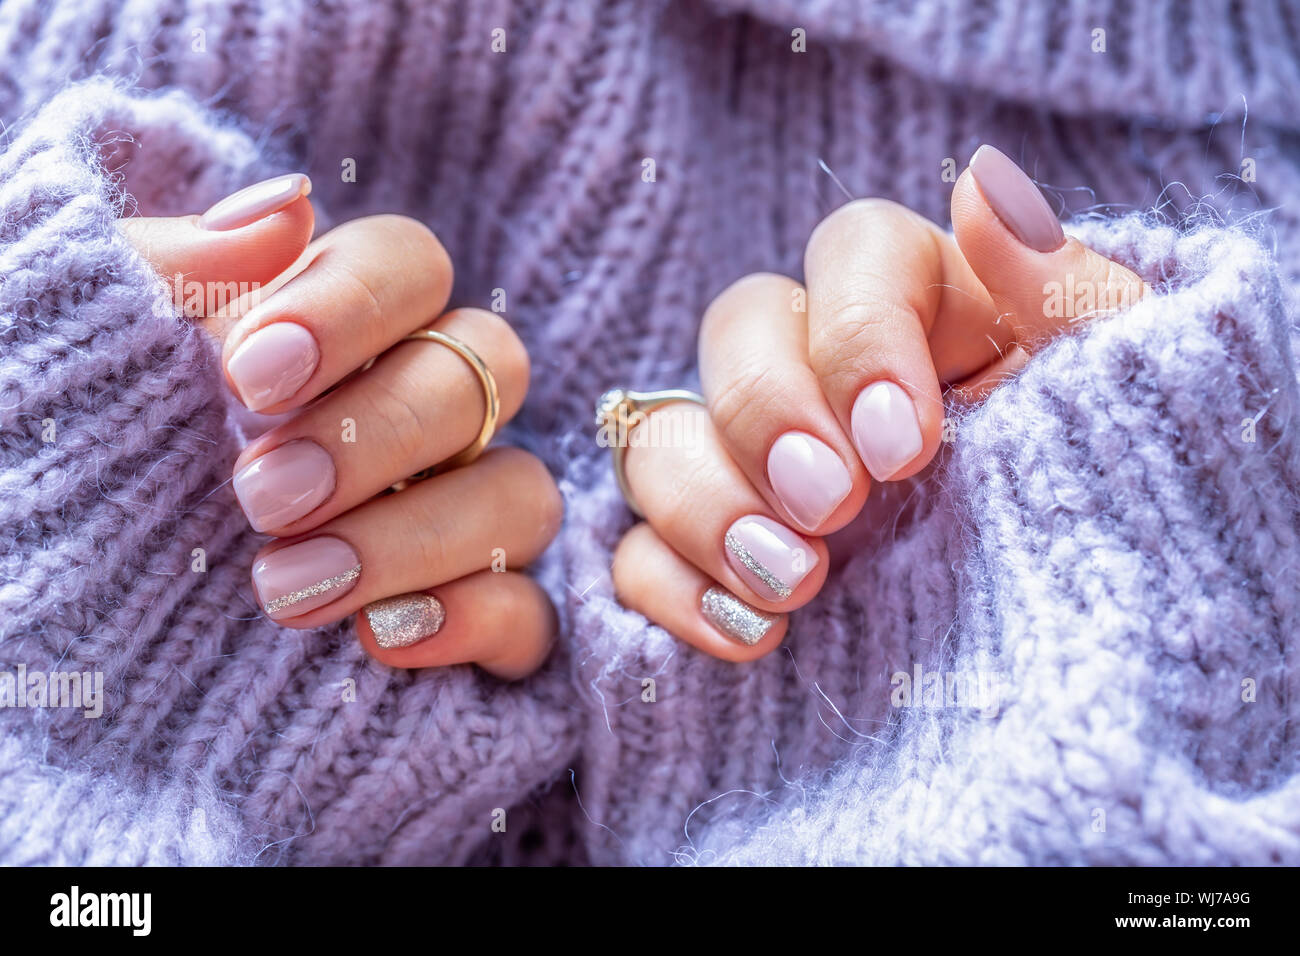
[253,536,361,621]
[723,514,818,602]
[701,586,780,646]
[364,593,446,649]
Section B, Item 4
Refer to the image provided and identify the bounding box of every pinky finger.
[356,570,556,679]
[613,523,789,662]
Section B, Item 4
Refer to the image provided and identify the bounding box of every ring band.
[595,387,705,517]
[365,328,500,492]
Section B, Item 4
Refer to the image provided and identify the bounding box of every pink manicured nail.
[253,536,361,621]
[766,431,852,532]
[233,440,335,532]
[723,514,818,602]
[226,322,319,411]
[850,381,923,482]
[198,173,312,231]
[968,145,1065,253]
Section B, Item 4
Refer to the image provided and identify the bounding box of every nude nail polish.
[233,440,335,532]
[198,173,312,231]
[766,431,852,532]
[723,514,818,602]
[967,145,1065,253]
[226,322,319,411]
[365,594,446,649]
[253,536,361,621]
[850,381,922,482]
[700,586,779,646]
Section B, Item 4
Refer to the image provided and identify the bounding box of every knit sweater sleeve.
[0,80,581,865]
[702,216,1300,864]
[550,214,1300,866]
[0,81,259,863]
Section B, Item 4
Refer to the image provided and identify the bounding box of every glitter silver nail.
[700,586,779,645]
[724,530,793,600]
[364,593,446,649]
[263,564,361,615]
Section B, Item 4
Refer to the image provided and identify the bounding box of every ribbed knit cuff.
[0,80,260,680]
[0,80,278,864]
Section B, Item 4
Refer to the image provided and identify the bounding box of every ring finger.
[621,401,827,612]
[613,522,790,660]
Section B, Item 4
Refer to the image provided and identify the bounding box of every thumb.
[118,173,315,329]
[952,146,1148,363]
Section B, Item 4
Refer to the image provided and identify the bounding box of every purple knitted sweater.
[1,0,1298,865]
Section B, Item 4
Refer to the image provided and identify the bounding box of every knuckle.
[370,214,452,276]
[819,290,913,337]
[493,447,563,540]
[708,361,786,441]
[328,255,387,342]
[532,468,565,544]
[808,293,912,387]
[457,308,530,394]
[408,501,449,575]
[366,365,432,464]
[702,272,799,336]
[651,449,727,524]
[808,197,908,255]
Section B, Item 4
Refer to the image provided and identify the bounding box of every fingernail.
[233,440,336,532]
[723,514,818,602]
[766,431,852,532]
[968,145,1065,253]
[850,381,923,482]
[198,173,312,231]
[226,322,319,411]
[700,586,779,646]
[253,536,360,621]
[364,593,446,649]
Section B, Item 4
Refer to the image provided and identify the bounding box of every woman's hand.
[612,146,1149,660]
[120,175,561,679]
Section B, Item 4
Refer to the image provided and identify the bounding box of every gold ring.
[366,329,500,492]
[595,387,705,517]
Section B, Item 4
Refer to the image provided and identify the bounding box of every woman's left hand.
[610,146,1149,661]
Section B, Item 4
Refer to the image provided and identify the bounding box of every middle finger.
[231,308,528,536]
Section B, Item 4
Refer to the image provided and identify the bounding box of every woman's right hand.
[120,175,562,679]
